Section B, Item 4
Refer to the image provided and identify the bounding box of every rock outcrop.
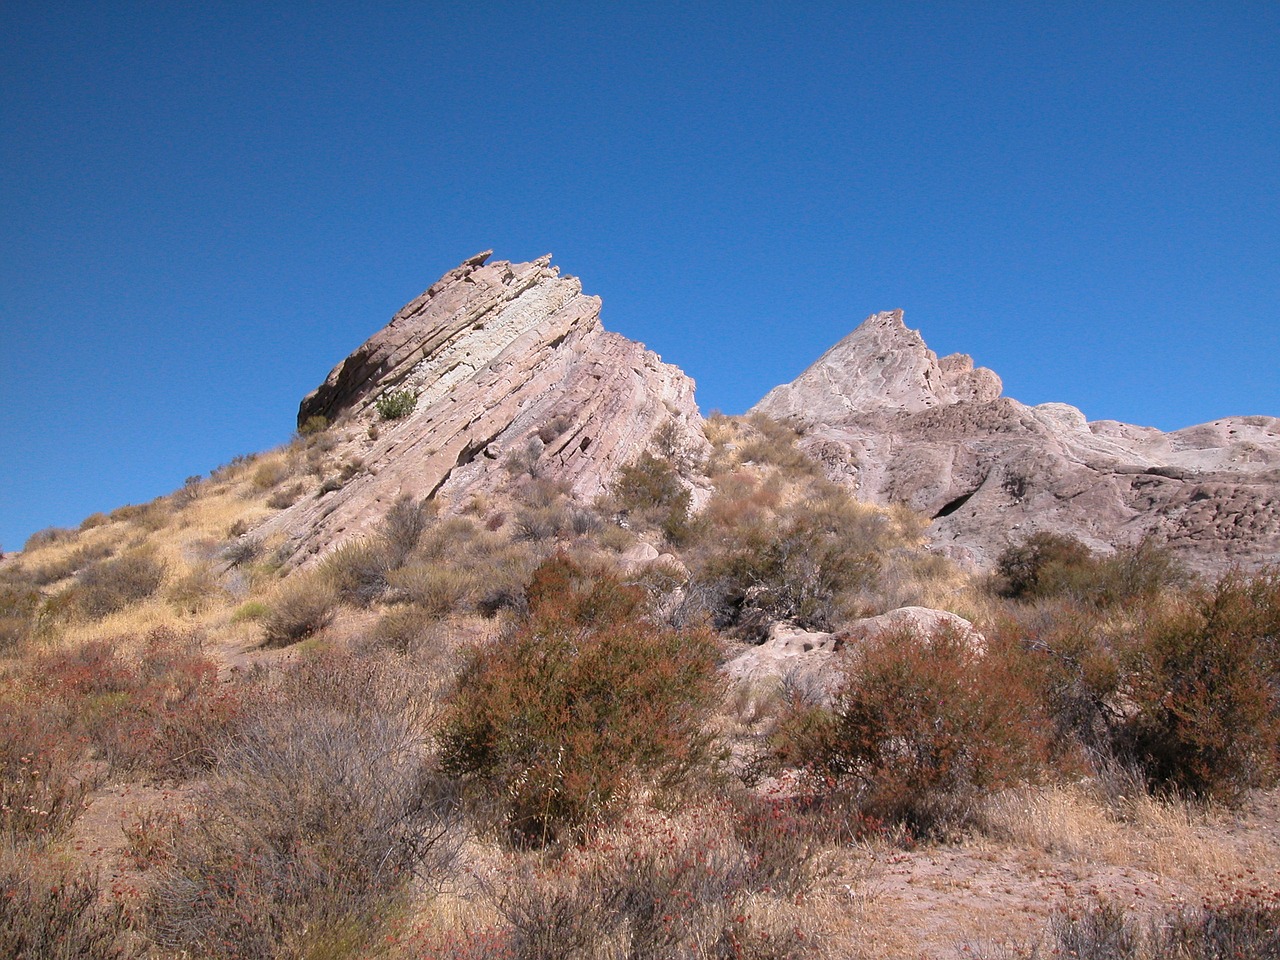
[724,608,983,705]
[264,252,707,562]
[752,310,1280,574]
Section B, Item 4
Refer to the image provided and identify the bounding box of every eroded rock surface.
[264,252,707,562]
[752,310,1280,574]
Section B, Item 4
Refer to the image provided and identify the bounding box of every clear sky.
[3,2,1278,550]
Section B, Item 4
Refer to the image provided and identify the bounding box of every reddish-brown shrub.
[31,629,235,781]
[1116,571,1280,801]
[0,852,138,960]
[774,625,1048,838]
[439,554,723,844]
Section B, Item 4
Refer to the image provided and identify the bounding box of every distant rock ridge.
[752,310,1280,574]
[265,252,707,562]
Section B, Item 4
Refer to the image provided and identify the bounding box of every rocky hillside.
[752,310,1280,573]
[262,251,707,564]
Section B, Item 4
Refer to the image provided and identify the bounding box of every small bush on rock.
[376,387,418,420]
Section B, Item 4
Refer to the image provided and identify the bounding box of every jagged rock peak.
[752,309,1002,423]
[749,310,1280,575]
[264,252,708,563]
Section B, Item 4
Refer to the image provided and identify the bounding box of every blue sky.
[3,2,1278,550]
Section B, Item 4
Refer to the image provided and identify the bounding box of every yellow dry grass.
[977,782,1260,881]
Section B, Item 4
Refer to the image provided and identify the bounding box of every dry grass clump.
[416,800,826,960]
[990,893,1280,960]
[262,571,337,647]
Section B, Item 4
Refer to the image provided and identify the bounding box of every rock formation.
[263,252,707,562]
[752,310,1280,574]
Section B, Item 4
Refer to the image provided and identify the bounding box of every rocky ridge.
[262,252,707,563]
[751,310,1280,573]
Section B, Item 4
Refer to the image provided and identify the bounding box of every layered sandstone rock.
[752,310,1280,574]
[264,252,707,562]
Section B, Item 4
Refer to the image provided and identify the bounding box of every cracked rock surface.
[263,252,706,563]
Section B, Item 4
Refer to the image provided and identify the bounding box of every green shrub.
[608,452,692,543]
[231,600,269,622]
[995,533,1184,607]
[439,554,723,844]
[375,387,418,420]
[774,625,1048,838]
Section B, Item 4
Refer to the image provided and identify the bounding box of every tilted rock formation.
[263,252,707,562]
[752,310,1280,574]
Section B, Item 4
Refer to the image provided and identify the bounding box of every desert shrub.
[995,534,1184,607]
[0,680,89,844]
[1113,572,1280,801]
[221,535,262,567]
[439,554,723,844]
[376,387,418,420]
[321,538,393,607]
[1047,899,1140,959]
[774,625,1048,838]
[145,654,458,960]
[167,562,228,614]
[298,414,328,436]
[406,517,538,618]
[381,493,434,563]
[736,413,822,477]
[388,563,479,619]
[0,853,138,960]
[251,458,291,490]
[608,452,693,543]
[23,526,74,551]
[70,548,167,619]
[537,413,573,444]
[262,573,337,647]
[691,483,889,640]
[266,481,304,509]
[79,512,110,532]
[30,539,117,586]
[470,803,819,960]
[1035,894,1280,960]
[1152,893,1280,958]
[0,573,41,653]
[37,629,235,779]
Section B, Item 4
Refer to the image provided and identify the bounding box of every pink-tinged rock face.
[751,310,1280,575]
[263,252,707,564]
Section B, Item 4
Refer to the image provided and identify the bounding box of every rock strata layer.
[752,310,1280,574]
[265,252,707,562]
